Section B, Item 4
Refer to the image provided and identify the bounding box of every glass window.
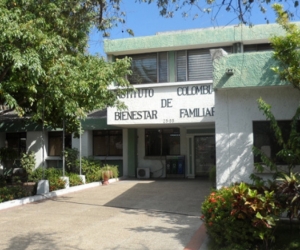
[124,52,168,84]
[48,131,71,156]
[244,43,273,52]
[145,128,180,156]
[253,121,298,164]
[93,130,122,156]
[6,132,26,157]
[176,47,232,82]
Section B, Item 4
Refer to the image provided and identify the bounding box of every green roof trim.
[81,118,119,130]
[0,117,119,133]
[0,120,43,132]
[104,23,289,55]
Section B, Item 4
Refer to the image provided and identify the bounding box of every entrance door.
[194,136,215,176]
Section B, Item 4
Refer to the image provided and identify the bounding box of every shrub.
[45,168,66,191]
[201,183,280,250]
[79,157,102,183]
[48,176,66,192]
[20,151,36,182]
[67,172,83,187]
[276,172,300,220]
[0,186,31,203]
[28,167,44,182]
[64,148,79,173]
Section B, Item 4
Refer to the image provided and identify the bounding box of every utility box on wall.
[166,155,185,178]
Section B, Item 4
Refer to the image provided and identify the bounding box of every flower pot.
[102,170,112,185]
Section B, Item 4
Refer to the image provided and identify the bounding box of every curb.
[184,223,207,250]
[0,178,119,211]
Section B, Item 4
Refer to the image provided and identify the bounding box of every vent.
[137,168,150,179]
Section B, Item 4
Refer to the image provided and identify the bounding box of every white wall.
[215,86,300,188]
[72,130,93,157]
[27,131,46,169]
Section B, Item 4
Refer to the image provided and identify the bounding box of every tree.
[139,0,299,26]
[0,0,132,134]
[270,4,300,91]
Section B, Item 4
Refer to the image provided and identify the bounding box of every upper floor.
[104,23,300,89]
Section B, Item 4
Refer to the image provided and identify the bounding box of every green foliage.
[271,4,300,91]
[0,185,31,203]
[0,147,18,163]
[45,168,65,192]
[209,165,216,187]
[138,0,297,26]
[0,175,6,188]
[251,99,300,185]
[79,157,102,183]
[201,183,280,249]
[251,97,300,223]
[27,167,65,192]
[28,167,44,182]
[67,172,83,187]
[20,151,36,181]
[273,220,300,249]
[276,172,300,220]
[101,164,119,178]
[0,0,132,134]
[64,148,79,173]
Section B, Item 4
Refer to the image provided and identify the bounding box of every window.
[253,121,299,164]
[6,132,26,157]
[93,130,122,156]
[48,131,71,156]
[125,52,168,84]
[244,43,273,53]
[176,47,232,82]
[145,128,180,156]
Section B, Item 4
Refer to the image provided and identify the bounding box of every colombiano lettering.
[177,85,213,96]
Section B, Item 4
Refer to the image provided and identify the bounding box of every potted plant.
[101,165,112,185]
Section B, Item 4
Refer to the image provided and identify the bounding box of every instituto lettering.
[119,88,154,99]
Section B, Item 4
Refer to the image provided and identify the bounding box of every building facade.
[104,23,300,187]
[1,23,299,188]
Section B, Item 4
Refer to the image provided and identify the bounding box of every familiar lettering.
[180,107,215,118]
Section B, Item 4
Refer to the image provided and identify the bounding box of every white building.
[1,23,299,188]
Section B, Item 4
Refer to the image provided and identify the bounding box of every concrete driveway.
[0,179,211,250]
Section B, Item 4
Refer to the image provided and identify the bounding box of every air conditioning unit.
[137,168,150,179]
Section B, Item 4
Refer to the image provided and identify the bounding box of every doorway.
[194,136,216,176]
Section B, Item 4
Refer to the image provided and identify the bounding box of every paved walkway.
[0,179,211,250]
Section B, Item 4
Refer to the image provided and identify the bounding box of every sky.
[88,1,300,56]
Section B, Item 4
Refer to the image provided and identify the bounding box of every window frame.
[93,130,123,157]
[121,52,169,85]
[253,120,299,165]
[48,131,71,157]
[6,132,27,157]
[175,46,232,82]
[145,128,180,157]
